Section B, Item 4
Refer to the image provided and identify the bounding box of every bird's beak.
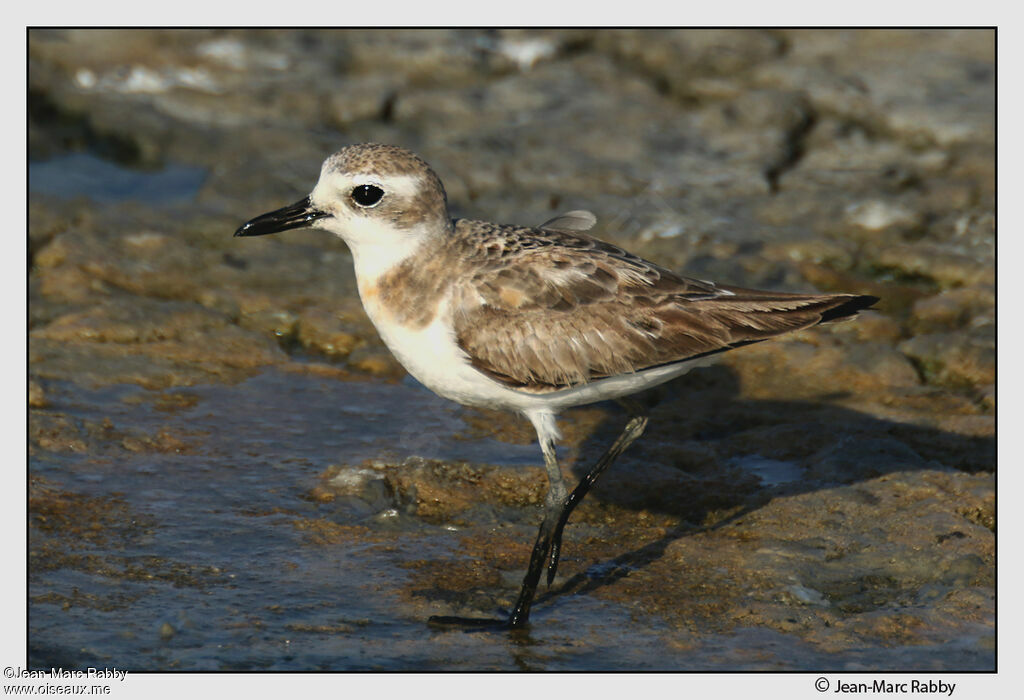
[234,196,329,237]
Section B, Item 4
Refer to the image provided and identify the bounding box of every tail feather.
[649,291,880,365]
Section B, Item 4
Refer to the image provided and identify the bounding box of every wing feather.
[450,221,876,391]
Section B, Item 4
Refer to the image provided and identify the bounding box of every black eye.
[351,184,384,207]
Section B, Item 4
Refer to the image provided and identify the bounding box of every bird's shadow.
[525,364,993,621]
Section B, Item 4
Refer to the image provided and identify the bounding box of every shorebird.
[235,143,877,628]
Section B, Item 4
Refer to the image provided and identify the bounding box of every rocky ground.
[28,29,994,670]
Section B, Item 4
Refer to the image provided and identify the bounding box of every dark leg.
[545,415,648,586]
[507,414,649,627]
[507,437,564,628]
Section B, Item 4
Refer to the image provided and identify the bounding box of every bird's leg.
[508,411,649,627]
[545,414,649,586]
[508,437,565,628]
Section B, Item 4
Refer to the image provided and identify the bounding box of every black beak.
[234,196,329,237]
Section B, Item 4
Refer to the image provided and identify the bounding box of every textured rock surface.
[29,29,993,670]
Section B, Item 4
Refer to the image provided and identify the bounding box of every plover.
[236,143,878,628]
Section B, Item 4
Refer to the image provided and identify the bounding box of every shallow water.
[29,370,993,671]
[27,372,664,670]
[28,152,206,204]
[29,371,610,670]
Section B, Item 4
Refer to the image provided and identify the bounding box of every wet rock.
[607,468,993,644]
[377,457,546,524]
[30,413,89,453]
[933,414,995,438]
[309,464,393,513]
[28,29,994,669]
[757,30,994,148]
[910,285,994,334]
[295,307,363,360]
[838,342,923,389]
[30,478,157,546]
[978,384,995,412]
[458,405,572,446]
[595,29,785,93]
[657,441,721,474]
[32,300,218,344]
[804,436,928,484]
[826,311,903,344]
[942,554,986,587]
[899,329,995,389]
[237,308,298,341]
[29,379,48,408]
[797,117,949,192]
[783,584,830,607]
[723,333,920,405]
[29,299,286,389]
[344,348,405,379]
[33,222,201,304]
[874,243,993,289]
[845,199,924,233]
[323,75,405,128]
[330,29,528,84]
[29,198,83,267]
[119,428,191,454]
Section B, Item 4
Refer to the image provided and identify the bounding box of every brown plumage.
[446,220,877,391]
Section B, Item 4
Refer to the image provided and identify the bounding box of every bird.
[235,143,878,629]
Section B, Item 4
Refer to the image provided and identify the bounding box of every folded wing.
[451,226,877,392]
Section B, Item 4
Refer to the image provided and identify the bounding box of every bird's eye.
[351,184,384,208]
